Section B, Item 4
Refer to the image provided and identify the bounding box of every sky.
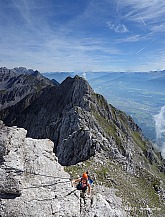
[0,0,165,72]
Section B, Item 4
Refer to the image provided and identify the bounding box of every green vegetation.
[93,111,116,136]
[132,131,146,151]
[92,110,124,148]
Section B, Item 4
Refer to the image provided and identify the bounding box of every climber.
[71,172,91,196]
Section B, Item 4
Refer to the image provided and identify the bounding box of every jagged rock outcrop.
[0,121,127,217]
[1,76,163,170]
[0,67,56,111]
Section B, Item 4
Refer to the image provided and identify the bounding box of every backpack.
[88,178,93,185]
[76,178,88,192]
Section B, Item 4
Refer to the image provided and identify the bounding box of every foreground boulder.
[0,121,126,217]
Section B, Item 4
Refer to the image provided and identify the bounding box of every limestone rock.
[0,122,126,217]
[0,122,79,216]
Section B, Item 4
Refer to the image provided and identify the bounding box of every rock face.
[0,121,127,217]
[1,76,163,170]
[0,67,56,111]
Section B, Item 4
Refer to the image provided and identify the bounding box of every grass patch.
[93,111,116,137]
[132,131,146,151]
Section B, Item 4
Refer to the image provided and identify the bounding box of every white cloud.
[115,35,142,43]
[151,24,165,33]
[118,0,165,33]
[153,105,165,159]
[107,20,129,33]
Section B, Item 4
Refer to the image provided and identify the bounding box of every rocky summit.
[1,76,164,167]
[0,72,165,216]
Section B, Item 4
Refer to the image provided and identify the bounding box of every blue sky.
[0,0,165,72]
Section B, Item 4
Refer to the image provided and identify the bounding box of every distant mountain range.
[43,70,165,85]
[0,67,56,111]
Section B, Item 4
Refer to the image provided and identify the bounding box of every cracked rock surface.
[0,121,126,217]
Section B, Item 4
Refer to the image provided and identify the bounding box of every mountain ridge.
[1,75,163,167]
[43,70,165,159]
[0,68,165,216]
[0,67,56,111]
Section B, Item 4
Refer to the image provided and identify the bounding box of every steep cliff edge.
[0,121,126,217]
